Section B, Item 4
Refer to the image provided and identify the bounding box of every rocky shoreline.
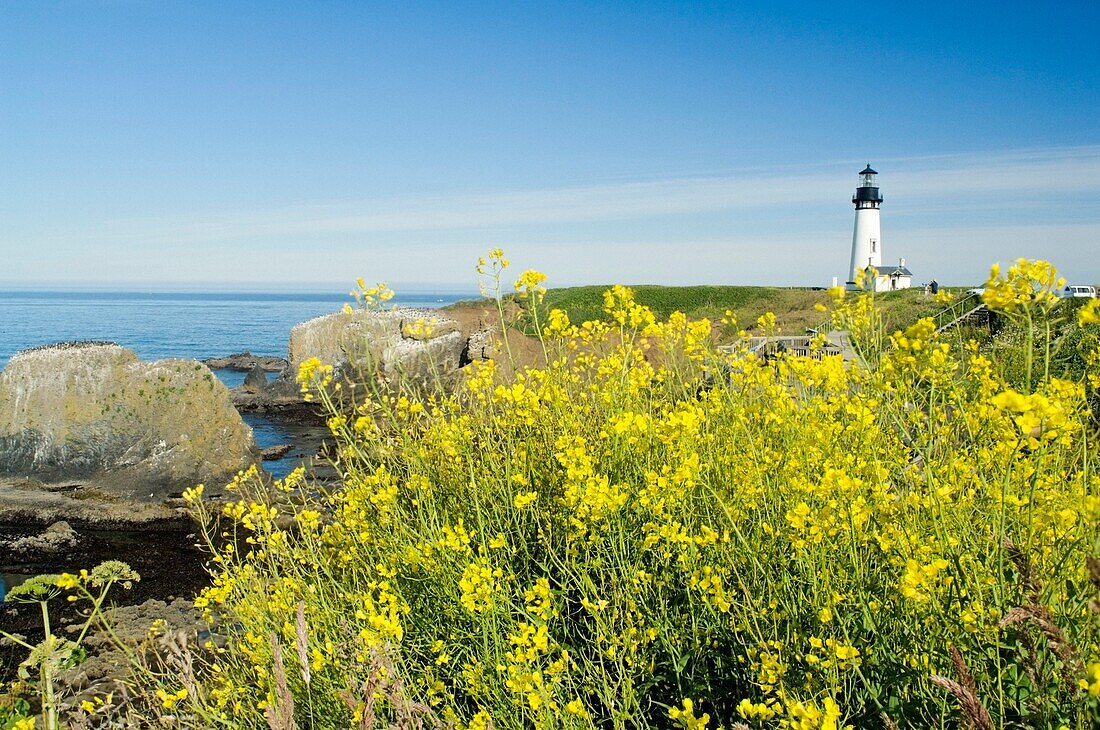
[0,305,498,512]
[1,522,209,683]
[201,351,289,372]
[0,303,513,687]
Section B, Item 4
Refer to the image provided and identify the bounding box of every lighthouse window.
[871,239,877,253]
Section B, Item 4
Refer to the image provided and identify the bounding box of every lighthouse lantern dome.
[859,164,878,188]
[853,164,883,206]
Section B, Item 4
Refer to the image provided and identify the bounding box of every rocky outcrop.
[56,598,206,711]
[203,351,288,372]
[229,306,513,419]
[241,365,269,393]
[0,479,185,527]
[0,343,258,502]
[287,308,468,392]
[261,444,293,460]
[3,520,78,555]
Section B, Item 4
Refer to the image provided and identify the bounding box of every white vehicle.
[1059,285,1097,298]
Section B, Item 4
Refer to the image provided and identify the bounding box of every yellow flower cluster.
[982,258,1064,314]
[991,384,1076,448]
[784,696,843,730]
[1083,662,1100,696]
[349,277,395,310]
[1079,298,1100,326]
[668,698,710,730]
[899,558,952,603]
[555,435,627,536]
[881,317,956,387]
[403,316,438,340]
[165,256,1100,730]
[458,558,502,614]
[296,356,333,401]
[513,269,548,302]
[603,284,656,328]
[544,308,572,338]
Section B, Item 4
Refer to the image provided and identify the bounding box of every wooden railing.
[721,332,854,361]
[934,293,987,333]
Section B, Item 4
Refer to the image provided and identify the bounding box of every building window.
[871,239,877,253]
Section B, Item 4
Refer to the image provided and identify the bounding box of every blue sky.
[2,1,1098,290]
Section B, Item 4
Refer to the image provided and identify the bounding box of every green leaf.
[3,574,61,604]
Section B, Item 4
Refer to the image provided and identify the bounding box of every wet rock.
[0,343,259,503]
[5,520,78,554]
[241,365,269,393]
[261,444,293,460]
[202,351,288,372]
[1,525,209,685]
[0,480,185,528]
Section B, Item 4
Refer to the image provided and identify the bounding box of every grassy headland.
[534,284,956,341]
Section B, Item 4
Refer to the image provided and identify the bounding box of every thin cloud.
[23,221,1096,289]
[13,145,1100,249]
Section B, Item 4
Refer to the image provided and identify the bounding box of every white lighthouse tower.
[847,164,883,290]
[844,164,912,291]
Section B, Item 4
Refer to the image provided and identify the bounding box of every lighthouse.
[844,165,912,291]
[847,164,883,289]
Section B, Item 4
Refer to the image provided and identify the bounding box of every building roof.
[876,266,912,276]
[860,164,877,175]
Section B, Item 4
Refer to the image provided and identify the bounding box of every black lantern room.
[853,164,883,209]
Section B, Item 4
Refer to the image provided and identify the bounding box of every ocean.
[0,289,473,367]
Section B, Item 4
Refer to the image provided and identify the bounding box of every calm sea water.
[0,289,473,367]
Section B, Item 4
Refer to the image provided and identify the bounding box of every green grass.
[541,285,807,324]
[451,284,971,343]
[875,288,968,332]
[542,285,957,341]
